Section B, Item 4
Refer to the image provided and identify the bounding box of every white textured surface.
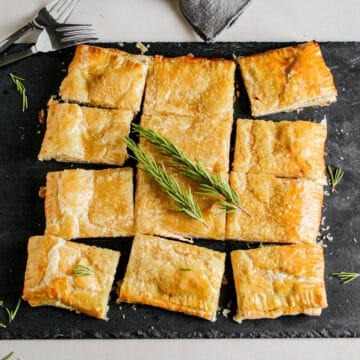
[0,0,360,42]
[1,0,360,358]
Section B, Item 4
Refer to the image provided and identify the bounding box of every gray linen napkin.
[180,0,253,41]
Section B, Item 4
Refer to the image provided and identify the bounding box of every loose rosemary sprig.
[332,271,360,284]
[73,264,94,277]
[0,322,6,329]
[132,124,250,215]
[1,352,14,360]
[9,73,28,111]
[125,136,206,225]
[327,165,344,192]
[3,298,21,323]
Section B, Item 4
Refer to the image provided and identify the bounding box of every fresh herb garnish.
[132,124,250,215]
[327,165,344,192]
[73,264,94,277]
[125,136,206,225]
[4,298,21,323]
[9,73,28,111]
[1,352,14,360]
[332,271,360,284]
[180,268,192,271]
[0,322,6,329]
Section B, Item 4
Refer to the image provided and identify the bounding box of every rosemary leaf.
[73,264,94,277]
[327,165,344,192]
[0,323,6,329]
[1,352,14,360]
[180,268,192,271]
[5,298,21,323]
[332,271,359,284]
[132,124,250,215]
[125,136,206,225]
[9,73,28,112]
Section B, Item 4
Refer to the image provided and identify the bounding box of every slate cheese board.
[0,42,359,339]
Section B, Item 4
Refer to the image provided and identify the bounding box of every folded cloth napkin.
[180,0,253,41]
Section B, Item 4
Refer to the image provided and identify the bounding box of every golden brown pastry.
[143,55,235,118]
[45,168,134,238]
[135,169,226,241]
[238,41,337,116]
[226,173,323,244]
[38,100,133,165]
[231,244,327,322]
[59,44,150,111]
[22,235,120,320]
[119,233,226,321]
[233,119,327,184]
[140,113,233,173]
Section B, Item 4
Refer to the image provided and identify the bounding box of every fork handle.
[0,47,36,68]
[0,23,35,54]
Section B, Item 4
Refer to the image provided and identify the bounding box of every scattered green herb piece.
[9,73,28,111]
[73,264,94,277]
[0,322,6,329]
[125,136,206,225]
[332,271,360,284]
[180,268,192,271]
[327,165,344,192]
[1,352,14,360]
[132,124,250,215]
[4,298,21,323]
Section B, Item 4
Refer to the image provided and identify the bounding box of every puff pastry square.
[38,100,133,165]
[22,235,120,320]
[143,55,235,118]
[140,113,233,173]
[45,168,134,238]
[226,173,323,244]
[233,119,327,184]
[59,44,150,111]
[231,244,328,322]
[135,169,226,241]
[119,233,225,321]
[238,41,337,116]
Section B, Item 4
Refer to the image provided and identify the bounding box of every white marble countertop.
[0,0,360,358]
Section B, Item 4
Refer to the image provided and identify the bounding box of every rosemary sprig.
[9,73,28,111]
[125,136,206,225]
[332,271,360,284]
[0,322,6,329]
[327,165,344,192]
[73,264,94,277]
[4,298,21,323]
[132,124,250,215]
[1,352,14,360]
[180,268,192,271]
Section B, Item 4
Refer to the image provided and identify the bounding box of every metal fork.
[0,0,80,53]
[0,24,97,68]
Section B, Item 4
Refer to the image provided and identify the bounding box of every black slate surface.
[0,42,359,339]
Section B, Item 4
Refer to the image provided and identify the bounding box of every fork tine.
[56,0,80,23]
[55,24,94,32]
[47,0,69,14]
[61,34,98,43]
[61,37,98,47]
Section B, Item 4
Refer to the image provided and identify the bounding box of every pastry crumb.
[38,109,46,124]
[136,42,149,55]
[38,186,46,198]
[222,308,231,318]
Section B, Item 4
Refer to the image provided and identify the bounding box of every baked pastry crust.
[135,169,226,241]
[231,244,327,322]
[233,119,327,184]
[119,233,225,321]
[238,41,337,116]
[22,235,120,320]
[141,113,233,173]
[38,100,133,165]
[143,55,235,118]
[59,44,150,111]
[226,173,323,244]
[45,168,134,238]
